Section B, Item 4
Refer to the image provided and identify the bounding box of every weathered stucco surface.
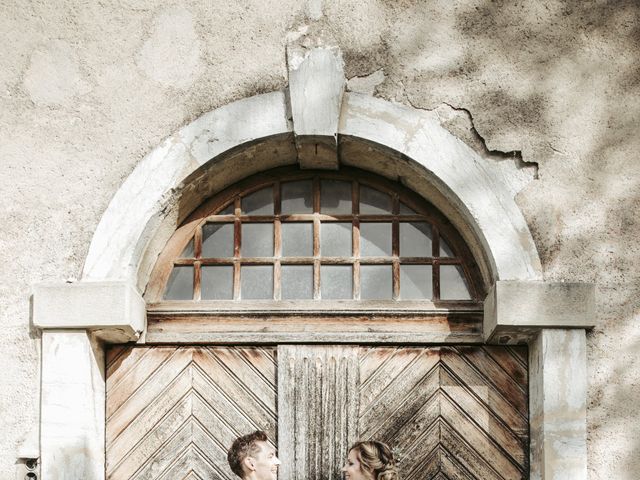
[1,1,639,478]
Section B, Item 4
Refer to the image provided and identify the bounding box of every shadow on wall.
[334,0,640,477]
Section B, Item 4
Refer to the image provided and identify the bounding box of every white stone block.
[41,330,105,480]
[288,46,345,169]
[529,329,588,480]
[484,281,595,342]
[32,281,145,342]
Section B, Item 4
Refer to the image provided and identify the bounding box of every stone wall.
[1,1,638,478]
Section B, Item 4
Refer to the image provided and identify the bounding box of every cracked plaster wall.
[1,1,639,478]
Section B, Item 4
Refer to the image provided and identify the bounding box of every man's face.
[248,441,280,480]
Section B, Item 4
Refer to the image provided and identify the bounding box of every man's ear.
[243,456,256,472]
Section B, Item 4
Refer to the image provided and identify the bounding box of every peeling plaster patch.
[23,40,90,106]
[137,7,201,90]
[347,69,386,96]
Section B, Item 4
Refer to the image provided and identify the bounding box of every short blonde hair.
[349,440,399,480]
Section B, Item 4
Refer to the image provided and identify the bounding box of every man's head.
[227,430,280,480]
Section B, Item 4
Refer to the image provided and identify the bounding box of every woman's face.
[342,449,374,480]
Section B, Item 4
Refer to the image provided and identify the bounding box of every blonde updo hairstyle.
[349,440,400,480]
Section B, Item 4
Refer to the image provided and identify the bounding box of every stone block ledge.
[32,281,145,343]
[484,280,595,344]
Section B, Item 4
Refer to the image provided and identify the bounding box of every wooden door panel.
[106,346,277,480]
[358,346,529,480]
[106,345,527,480]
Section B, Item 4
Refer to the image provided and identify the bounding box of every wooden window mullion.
[353,181,360,300]
[313,177,321,300]
[274,182,282,300]
[392,195,400,300]
[432,226,440,301]
[233,197,241,300]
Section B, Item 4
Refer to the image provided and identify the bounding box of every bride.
[342,441,400,480]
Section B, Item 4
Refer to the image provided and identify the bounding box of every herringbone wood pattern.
[105,346,277,480]
[359,346,529,480]
[106,345,528,480]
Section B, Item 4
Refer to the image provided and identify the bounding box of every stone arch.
[82,91,542,293]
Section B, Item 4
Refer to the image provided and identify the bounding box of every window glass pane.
[440,265,471,300]
[242,187,273,215]
[164,266,193,300]
[282,223,313,257]
[360,265,392,299]
[281,265,313,299]
[202,223,234,257]
[180,239,194,258]
[440,237,454,257]
[201,266,233,300]
[400,222,432,257]
[360,223,392,257]
[241,266,273,299]
[400,265,433,299]
[321,180,352,214]
[360,186,392,214]
[399,202,416,214]
[242,223,273,257]
[218,203,234,215]
[282,181,313,213]
[321,222,352,257]
[321,265,352,299]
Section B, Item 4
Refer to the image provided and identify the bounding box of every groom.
[227,430,281,480]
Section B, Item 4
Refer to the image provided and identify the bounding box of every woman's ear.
[243,456,256,472]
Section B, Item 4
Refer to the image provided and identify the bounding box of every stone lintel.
[32,281,145,343]
[484,281,595,343]
[529,329,588,480]
[287,45,345,169]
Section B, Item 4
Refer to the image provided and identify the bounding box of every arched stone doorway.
[32,47,593,480]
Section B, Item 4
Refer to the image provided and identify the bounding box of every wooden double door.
[106,345,529,480]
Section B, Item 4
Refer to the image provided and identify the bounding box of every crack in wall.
[402,93,539,180]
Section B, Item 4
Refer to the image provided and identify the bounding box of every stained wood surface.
[358,346,529,480]
[278,345,360,480]
[145,312,483,344]
[106,344,528,480]
[105,346,277,480]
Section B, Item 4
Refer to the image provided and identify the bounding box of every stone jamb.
[31,47,592,480]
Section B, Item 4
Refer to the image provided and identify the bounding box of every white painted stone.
[33,281,145,342]
[484,281,595,341]
[82,91,291,282]
[529,330,588,480]
[339,92,543,282]
[288,46,345,169]
[41,330,105,480]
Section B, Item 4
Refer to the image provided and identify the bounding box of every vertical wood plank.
[278,345,359,480]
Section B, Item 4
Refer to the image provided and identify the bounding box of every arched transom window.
[147,168,482,304]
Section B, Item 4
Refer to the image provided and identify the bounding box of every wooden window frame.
[145,167,485,344]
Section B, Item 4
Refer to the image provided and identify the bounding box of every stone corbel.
[484,280,595,344]
[32,281,146,343]
[484,281,595,480]
[287,44,345,170]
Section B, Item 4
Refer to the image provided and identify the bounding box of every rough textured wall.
[0,0,638,478]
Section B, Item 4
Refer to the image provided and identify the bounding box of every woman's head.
[342,441,399,480]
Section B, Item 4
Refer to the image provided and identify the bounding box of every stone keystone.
[287,45,345,170]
